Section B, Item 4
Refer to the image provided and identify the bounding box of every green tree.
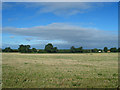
[70,46,76,53]
[38,49,46,53]
[53,47,58,53]
[26,45,31,53]
[18,45,31,53]
[76,46,83,53]
[12,49,18,52]
[4,47,12,52]
[18,45,24,53]
[104,47,108,52]
[118,48,120,52]
[92,48,98,53]
[45,43,54,53]
[110,47,117,52]
[32,48,37,53]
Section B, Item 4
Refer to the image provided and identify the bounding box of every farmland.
[2,53,118,88]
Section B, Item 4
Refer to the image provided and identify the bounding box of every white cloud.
[3,23,118,48]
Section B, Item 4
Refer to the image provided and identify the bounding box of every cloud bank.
[3,23,118,49]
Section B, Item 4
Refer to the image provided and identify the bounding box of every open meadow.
[2,53,118,88]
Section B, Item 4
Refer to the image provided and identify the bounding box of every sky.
[2,2,118,49]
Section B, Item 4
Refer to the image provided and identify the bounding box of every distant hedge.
[2,43,120,53]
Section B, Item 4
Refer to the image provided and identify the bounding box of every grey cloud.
[3,23,118,49]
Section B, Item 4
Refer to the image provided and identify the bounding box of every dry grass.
[2,53,118,88]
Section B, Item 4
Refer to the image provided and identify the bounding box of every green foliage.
[53,47,58,53]
[45,43,53,53]
[104,47,108,52]
[11,49,18,52]
[76,47,83,53]
[3,47,12,52]
[37,49,47,53]
[83,49,91,53]
[31,48,37,53]
[92,48,98,53]
[58,49,71,53]
[70,46,83,53]
[18,45,31,53]
[45,43,58,53]
[118,48,120,52]
[110,47,117,52]
[70,46,76,53]
[2,44,119,53]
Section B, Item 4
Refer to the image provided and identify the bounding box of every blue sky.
[2,2,118,49]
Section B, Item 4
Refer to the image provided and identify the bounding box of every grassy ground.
[2,53,118,88]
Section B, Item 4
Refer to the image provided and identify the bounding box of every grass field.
[2,53,118,88]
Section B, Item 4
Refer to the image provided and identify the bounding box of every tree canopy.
[2,44,119,53]
[104,47,108,52]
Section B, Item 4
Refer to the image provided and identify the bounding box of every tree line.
[2,43,120,53]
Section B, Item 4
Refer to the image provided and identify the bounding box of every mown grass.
[2,53,118,88]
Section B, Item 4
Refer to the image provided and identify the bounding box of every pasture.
[2,53,118,88]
